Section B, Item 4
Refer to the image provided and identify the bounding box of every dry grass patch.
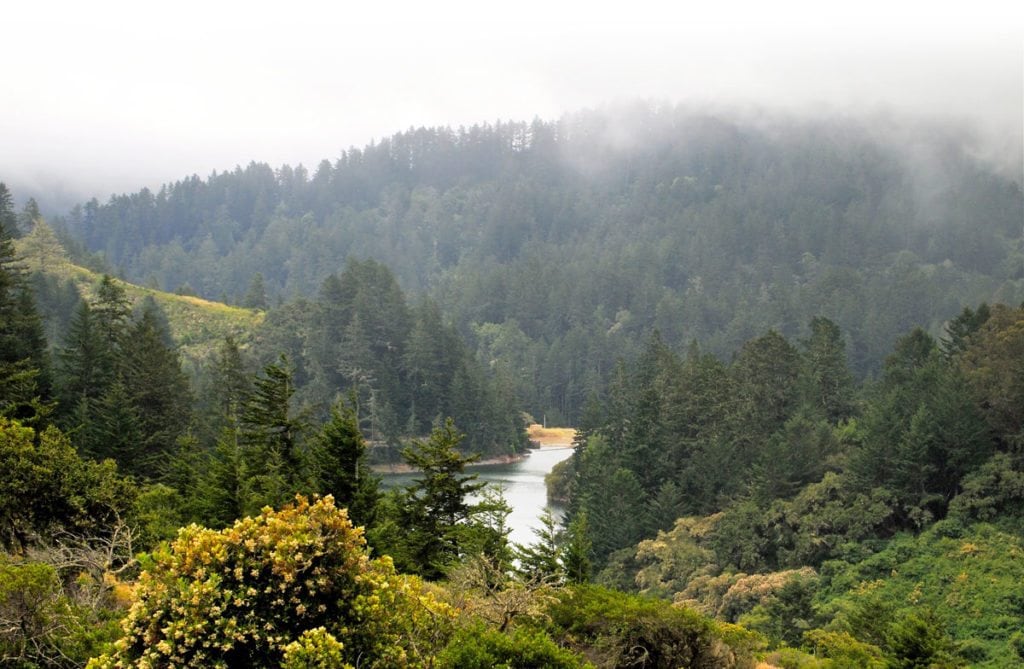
[527,424,577,445]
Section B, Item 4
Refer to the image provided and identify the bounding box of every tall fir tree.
[120,299,192,478]
[240,355,308,508]
[311,398,379,528]
[393,419,485,579]
[0,206,52,424]
[800,317,855,424]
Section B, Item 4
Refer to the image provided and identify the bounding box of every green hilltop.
[15,219,263,363]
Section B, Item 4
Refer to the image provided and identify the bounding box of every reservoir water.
[381,446,575,548]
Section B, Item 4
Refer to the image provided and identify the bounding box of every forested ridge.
[1,102,1024,667]
[59,104,1024,423]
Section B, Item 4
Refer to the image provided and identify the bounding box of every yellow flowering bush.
[89,496,452,668]
[281,628,350,669]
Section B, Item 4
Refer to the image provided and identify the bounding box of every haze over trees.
[59,105,1024,424]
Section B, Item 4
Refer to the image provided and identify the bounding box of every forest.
[1,103,1024,667]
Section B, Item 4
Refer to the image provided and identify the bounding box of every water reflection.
[381,446,574,548]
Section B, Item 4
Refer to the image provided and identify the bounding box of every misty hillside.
[13,220,263,369]
[61,104,1024,423]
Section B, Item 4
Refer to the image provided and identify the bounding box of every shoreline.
[370,443,573,474]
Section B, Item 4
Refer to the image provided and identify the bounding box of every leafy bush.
[0,418,134,549]
[545,585,755,668]
[0,556,122,668]
[819,523,1024,665]
[436,622,588,668]
[89,496,453,668]
[802,629,885,668]
[280,628,350,669]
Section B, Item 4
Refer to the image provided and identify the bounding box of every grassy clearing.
[17,231,263,363]
[527,424,577,446]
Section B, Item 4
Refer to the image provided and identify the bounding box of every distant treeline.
[60,104,1024,423]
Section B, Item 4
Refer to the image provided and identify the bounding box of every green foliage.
[131,483,187,549]
[572,436,648,569]
[0,556,114,667]
[960,304,1024,448]
[240,355,309,510]
[0,418,134,549]
[802,630,885,668]
[242,272,268,310]
[53,276,194,474]
[563,511,592,585]
[545,455,574,504]
[458,487,514,567]
[384,420,486,578]
[0,206,52,423]
[280,628,351,669]
[940,303,991,359]
[118,300,192,477]
[885,609,960,669]
[544,585,755,668]
[515,509,564,583]
[948,452,1024,528]
[59,109,1024,428]
[820,523,1024,666]
[740,574,819,647]
[848,329,994,524]
[90,496,453,668]
[310,399,379,528]
[263,259,526,458]
[436,622,588,669]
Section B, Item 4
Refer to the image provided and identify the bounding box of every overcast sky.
[2,0,1021,205]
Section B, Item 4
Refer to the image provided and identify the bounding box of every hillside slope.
[15,220,263,364]
[58,105,1024,422]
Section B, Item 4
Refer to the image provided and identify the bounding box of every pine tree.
[92,275,131,352]
[0,210,52,423]
[515,509,564,583]
[91,380,144,466]
[55,302,110,430]
[197,423,251,526]
[120,300,192,478]
[242,272,268,309]
[312,399,379,528]
[800,317,855,423]
[195,336,252,449]
[562,511,592,584]
[0,184,16,236]
[940,303,991,359]
[396,419,485,578]
[17,198,41,236]
[240,356,308,508]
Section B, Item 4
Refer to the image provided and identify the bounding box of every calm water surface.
[382,446,574,547]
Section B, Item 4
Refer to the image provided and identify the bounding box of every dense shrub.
[545,585,756,668]
[89,496,453,668]
[436,622,587,669]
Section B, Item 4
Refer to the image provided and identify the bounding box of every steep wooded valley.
[2,104,1024,667]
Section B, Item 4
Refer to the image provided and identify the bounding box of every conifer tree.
[92,275,131,352]
[240,355,308,508]
[195,336,252,448]
[90,379,143,466]
[242,272,268,309]
[197,423,252,525]
[0,209,52,423]
[120,299,192,477]
[395,419,485,578]
[563,511,592,584]
[312,398,379,528]
[0,184,16,235]
[515,509,564,583]
[55,303,109,432]
[800,317,855,423]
